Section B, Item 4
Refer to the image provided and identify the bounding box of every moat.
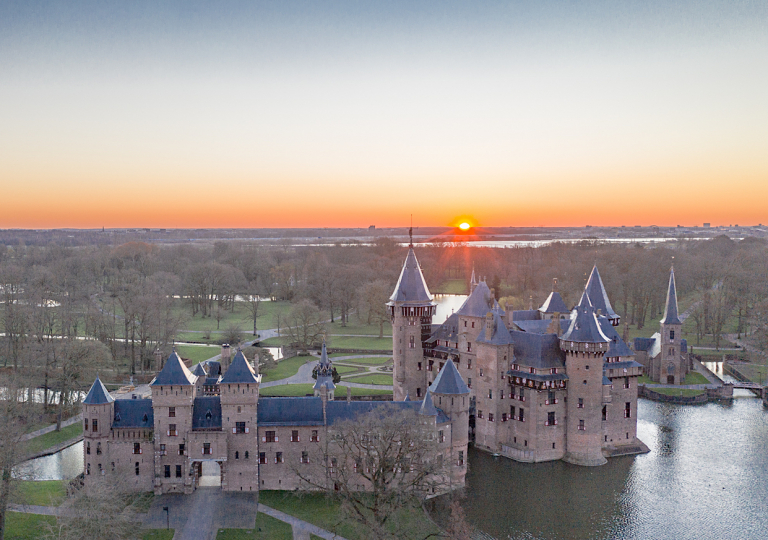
[439,389,768,540]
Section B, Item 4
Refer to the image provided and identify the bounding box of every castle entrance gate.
[192,459,223,488]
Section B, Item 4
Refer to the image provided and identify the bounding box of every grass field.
[329,355,391,365]
[341,373,393,385]
[333,365,362,375]
[216,512,292,540]
[4,512,56,540]
[175,344,221,365]
[652,388,706,397]
[325,320,392,337]
[257,491,439,540]
[142,530,175,540]
[326,336,392,350]
[260,356,313,383]
[12,480,66,506]
[259,384,392,397]
[23,423,83,456]
[684,372,710,385]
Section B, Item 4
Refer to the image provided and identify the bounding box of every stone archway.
[198,460,222,487]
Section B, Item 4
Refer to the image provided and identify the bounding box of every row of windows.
[262,430,320,443]
[84,418,98,432]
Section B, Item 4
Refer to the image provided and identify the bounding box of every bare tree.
[282,300,325,352]
[294,406,448,540]
[0,372,32,540]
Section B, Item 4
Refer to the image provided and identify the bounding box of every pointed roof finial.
[660,266,681,325]
[552,277,558,292]
[409,214,413,247]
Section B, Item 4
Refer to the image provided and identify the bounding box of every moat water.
[433,390,768,540]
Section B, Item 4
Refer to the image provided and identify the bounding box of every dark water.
[446,395,768,540]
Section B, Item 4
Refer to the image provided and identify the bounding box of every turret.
[584,266,620,326]
[387,245,437,401]
[313,340,336,400]
[560,306,610,466]
[82,376,114,480]
[428,360,471,485]
[659,267,684,384]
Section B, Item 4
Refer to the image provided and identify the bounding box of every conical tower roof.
[561,306,610,344]
[192,363,207,378]
[419,390,438,416]
[429,359,470,395]
[318,339,331,369]
[151,350,196,386]
[220,349,259,384]
[660,267,682,325]
[540,291,569,314]
[457,280,502,317]
[576,290,592,309]
[584,266,619,322]
[388,248,435,306]
[83,376,114,405]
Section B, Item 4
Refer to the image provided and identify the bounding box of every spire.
[561,305,611,344]
[419,390,439,416]
[429,359,470,395]
[220,348,260,384]
[470,264,477,293]
[584,265,620,324]
[151,351,196,386]
[660,267,682,325]
[577,290,592,308]
[388,247,435,306]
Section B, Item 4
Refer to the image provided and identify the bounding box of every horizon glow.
[1,1,767,229]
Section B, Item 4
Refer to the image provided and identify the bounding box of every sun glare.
[459,222,471,231]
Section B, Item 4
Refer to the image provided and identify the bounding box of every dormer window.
[114,413,121,422]
[142,413,148,423]
[205,410,212,421]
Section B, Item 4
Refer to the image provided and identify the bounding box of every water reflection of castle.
[387,244,692,465]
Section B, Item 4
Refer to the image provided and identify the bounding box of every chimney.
[220,344,231,374]
[154,348,163,372]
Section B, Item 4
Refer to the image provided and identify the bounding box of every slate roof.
[561,306,610,344]
[509,330,566,369]
[152,351,196,386]
[113,399,153,428]
[604,360,643,371]
[427,313,459,344]
[660,267,682,325]
[456,281,503,318]
[429,359,470,395]
[585,266,619,321]
[192,363,207,378]
[539,291,569,314]
[476,311,514,345]
[647,333,662,358]
[313,377,336,391]
[207,361,222,378]
[598,317,635,358]
[513,319,570,335]
[83,376,114,405]
[512,309,541,321]
[220,349,259,384]
[192,396,222,430]
[681,339,688,353]
[577,291,592,308]
[633,337,655,352]
[257,397,325,426]
[388,248,436,306]
[419,391,438,416]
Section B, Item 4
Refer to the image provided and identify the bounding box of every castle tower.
[82,376,114,480]
[560,305,611,466]
[150,350,197,494]
[584,266,620,326]
[387,244,436,401]
[428,360,471,485]
[659,267,684,385]
[313,340,336,400]
[219,348,260,492]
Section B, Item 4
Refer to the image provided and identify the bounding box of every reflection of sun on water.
[459,222,471,231]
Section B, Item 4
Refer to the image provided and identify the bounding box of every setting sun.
[459,222,471,231]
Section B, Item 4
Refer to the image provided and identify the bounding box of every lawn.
[11,480,66,506]
[175,344,221,365]
[325,319,392,337]
[260,356,313,383]
[4,512,56,540]
[341,373,393,386]
[729,362,768,384]
[258,491,439,540]
[216,512,292,539]
[142,530,175,540]
[23,423,83,456]
[327,336,392,351]
[259,384,392,397]
[329,355,391,365]
[333,365,363,375]
[652,388,705,397]
[684,372,710,385]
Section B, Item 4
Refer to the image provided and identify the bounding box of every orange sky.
[2,1,767,229]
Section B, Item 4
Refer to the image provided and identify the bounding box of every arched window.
[235,451,239,459]
[245,451,249,459]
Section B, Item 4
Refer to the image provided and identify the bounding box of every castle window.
[489,413,494,422]
[477,410,483,419]
[235,422,246,434]
[502,413,508,422]
[301,451,309,464]
[92,419,98,432]
[602,405,607,421]
[428,360,434,372]
[245,451,249,459]
[237,406,241,413]
[168,424,177,436]
[416,388,422,398]
[513,364,519,371]
[624,402,631,418]
[578,398,584,409]
[547,391,556,404]
[547,412,556,426]
[311,430,319,443]
[84,419,88,431]
[488,389,492,399]
[142,413,148,423]
[276,452,283,464]
[458,451,464,466]
[467,378,471,388]
[467,359,471,369]
[464,321,467,327]
[179,444,185,455]
[479,368,483,377]
[510,387,515,399]
[205,410,212,421]
[519,388,525,401]
[265,431,277,443]
[417,362,422,371]
[235,451,240,459]
[169,407,175,418]
[439,430,445,443]
[133,443,141,455]
[160,444,167,456]
[578,419,585,431]
[670,330,675,341]
[135,462,139,476]
[203,443,212,455]
[624,377,630,389]
[510,405,515,419]
[409,336,415,349]
[529,367,535,374]
[519,408,524,422]
[291,430,300,442]
[176,465,182,478]
[86,463,90,475]
[551,368,557,374]
[164,465,171,478]
[467,342,472,352]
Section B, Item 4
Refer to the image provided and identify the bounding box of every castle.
[386,245,686,465]
[82,341,469,494]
